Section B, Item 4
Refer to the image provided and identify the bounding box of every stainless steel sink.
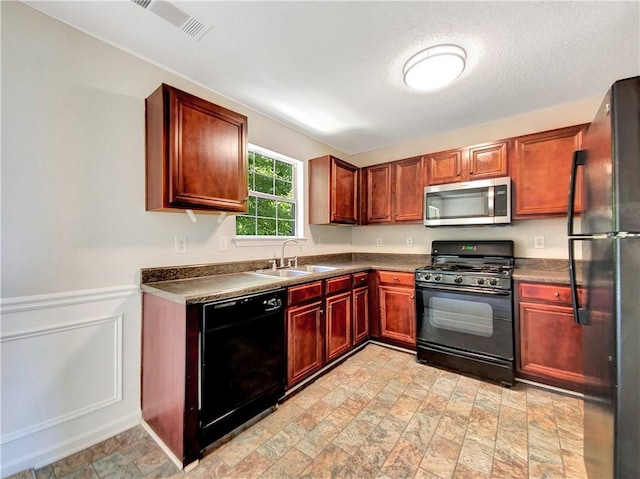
[253,269,312,278]
[293,265,341,273]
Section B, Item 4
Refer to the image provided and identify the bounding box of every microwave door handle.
[568,150,586,236]
[487,187,495,216]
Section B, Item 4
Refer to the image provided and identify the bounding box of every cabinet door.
[393,157,424,222]
[309,155,358,225]
[364,163,393,223]
[287,301,324,387]
[353,286,369,345]
[512,125,585,217]
[517,301,584,391]
[146,84,248,212]
[467,141,508,180]
[326,291,352,362]
[331,158,359,224]
[425,149,463,185]
[378,285,416,348]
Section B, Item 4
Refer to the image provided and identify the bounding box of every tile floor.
[10,344,587,479]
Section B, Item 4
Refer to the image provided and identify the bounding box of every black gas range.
[415,240,515,386]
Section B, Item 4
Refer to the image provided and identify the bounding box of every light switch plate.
[376,237,383,247]
[534,235,545,249]
[218,236,228,251]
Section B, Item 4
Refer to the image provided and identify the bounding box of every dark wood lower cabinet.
[141,293,200,467]
[515,282,585,392]
[374,271,416,349]
[326,291,352,362]
[353,284,369,345]
[287,296,324,387]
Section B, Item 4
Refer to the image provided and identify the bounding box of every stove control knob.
[434,274,442,281]
[424,273,432,280]
[477,278,485,285]
[454,276,463,284]
[489,278,498,286]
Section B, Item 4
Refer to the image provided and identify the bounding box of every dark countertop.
[141,253,574,305]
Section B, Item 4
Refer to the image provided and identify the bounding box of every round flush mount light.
[403,44,466,91]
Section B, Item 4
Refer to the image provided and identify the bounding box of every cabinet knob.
[393,276,398,281]
[554,292,560,297]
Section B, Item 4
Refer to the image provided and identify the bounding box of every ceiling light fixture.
[403,44,466,91]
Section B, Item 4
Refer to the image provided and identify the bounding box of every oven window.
[429,297,493,337]
[426,188,489,219]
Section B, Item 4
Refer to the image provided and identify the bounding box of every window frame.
[234,144,305,245]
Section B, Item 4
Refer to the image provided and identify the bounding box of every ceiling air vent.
[130,0,211,41]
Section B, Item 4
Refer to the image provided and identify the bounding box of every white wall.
[0,1,352,299]
[349,97,602,258]
[0,2,351,475]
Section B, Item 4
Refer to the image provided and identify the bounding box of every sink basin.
[253,269,312,278]
[293,265,341,273]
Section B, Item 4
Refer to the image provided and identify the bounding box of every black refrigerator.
[568,76,640,479]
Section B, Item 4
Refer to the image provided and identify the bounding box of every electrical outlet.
[376,237,383,247]
[406,237,413,247]
[218,235,228,252]
[534,235,545,249]
[175,236,187,254]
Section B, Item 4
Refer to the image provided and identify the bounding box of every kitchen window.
[235,145,303,238]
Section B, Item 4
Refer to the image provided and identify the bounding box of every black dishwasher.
[199,288,286,448]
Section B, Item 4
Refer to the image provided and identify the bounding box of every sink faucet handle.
[293,256,298,267]
[268,259,277,270]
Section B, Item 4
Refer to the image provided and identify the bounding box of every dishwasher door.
[199,288,286,448]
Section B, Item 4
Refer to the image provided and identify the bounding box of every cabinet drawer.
[326,275,351,295]
[352,272,369,288]
[519,283,574,304]
[378,271,414,287]
[288,281,323,305]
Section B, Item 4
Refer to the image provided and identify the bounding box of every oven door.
[416,283,513,360]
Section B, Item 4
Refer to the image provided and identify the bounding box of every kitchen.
[1,1,639,478]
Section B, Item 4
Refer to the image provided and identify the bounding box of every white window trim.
[233,144,305,244]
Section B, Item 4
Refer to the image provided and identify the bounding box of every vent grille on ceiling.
[130,0,211,41]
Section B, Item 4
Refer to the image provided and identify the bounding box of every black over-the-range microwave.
[423,177,511,227]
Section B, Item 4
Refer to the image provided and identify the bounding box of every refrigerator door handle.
[568,237,589,325]
[567,150,587,236]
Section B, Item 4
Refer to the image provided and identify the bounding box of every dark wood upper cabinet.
[145,84,248,213]
[425,149,464,185]
[393,156,424,222]
[426,141,508,185]
[308,155,359,225]
[361,157,423,224]
[362,163,393,224]
[511,124,586,218]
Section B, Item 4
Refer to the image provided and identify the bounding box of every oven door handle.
[416,283,511,296]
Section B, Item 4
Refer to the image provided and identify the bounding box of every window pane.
[277,220,294,236]
[257,198,277,217]
[257,218,277,236]
[247,196,256,216]
[277,201,294,219]
[275,179,292,198]
[254,155,274,176]
[275,161,293,181]
[236,216,256,235]
[254,173,274,194]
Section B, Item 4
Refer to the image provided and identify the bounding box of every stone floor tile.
[22,344,587,479]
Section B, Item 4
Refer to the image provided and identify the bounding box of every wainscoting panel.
[0,286,142,478]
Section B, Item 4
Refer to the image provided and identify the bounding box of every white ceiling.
[24,1,640,155]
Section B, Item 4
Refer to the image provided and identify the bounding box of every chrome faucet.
[280,239,300,268]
